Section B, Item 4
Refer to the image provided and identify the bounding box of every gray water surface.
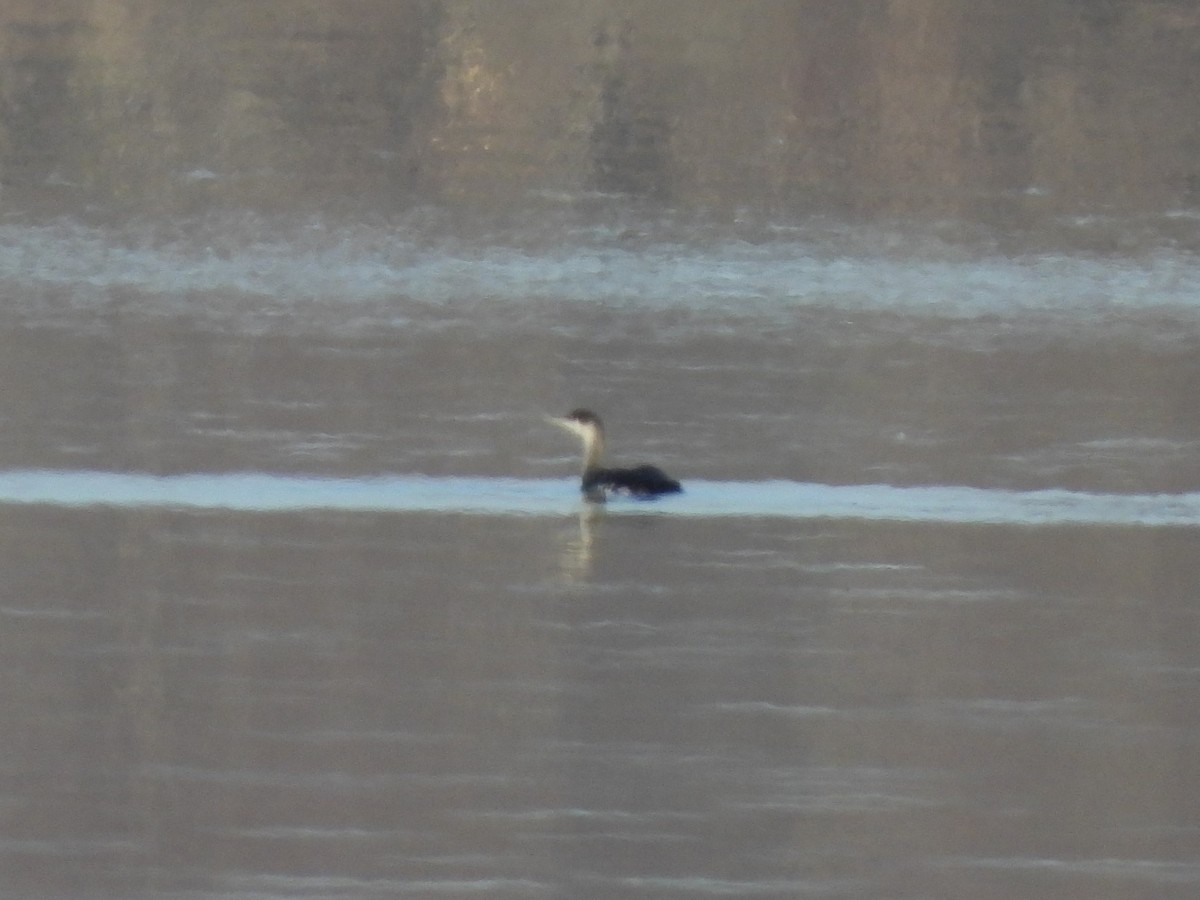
[6,4,1200,895]
[2,215,1199,900]
[4,498,1199,900]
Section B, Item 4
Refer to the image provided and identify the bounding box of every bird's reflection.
[557,503,604,584]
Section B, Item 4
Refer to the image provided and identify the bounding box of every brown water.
[2,213,1200,900]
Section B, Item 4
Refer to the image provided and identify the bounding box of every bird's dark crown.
[565,408,601,425]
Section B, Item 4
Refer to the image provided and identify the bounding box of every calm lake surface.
[2,210,1200,899]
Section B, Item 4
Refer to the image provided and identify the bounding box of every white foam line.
[0,470,1198,527]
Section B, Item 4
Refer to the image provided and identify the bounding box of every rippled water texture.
[4,3,1200,896]
[1,210,1198,900]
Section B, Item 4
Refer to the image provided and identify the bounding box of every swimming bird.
[549,408,682,502]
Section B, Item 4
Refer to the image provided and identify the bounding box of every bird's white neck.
[581,428,605,473]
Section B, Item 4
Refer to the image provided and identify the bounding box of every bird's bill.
[546,415,587,438]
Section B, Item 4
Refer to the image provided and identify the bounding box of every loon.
[550,408,682,501]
